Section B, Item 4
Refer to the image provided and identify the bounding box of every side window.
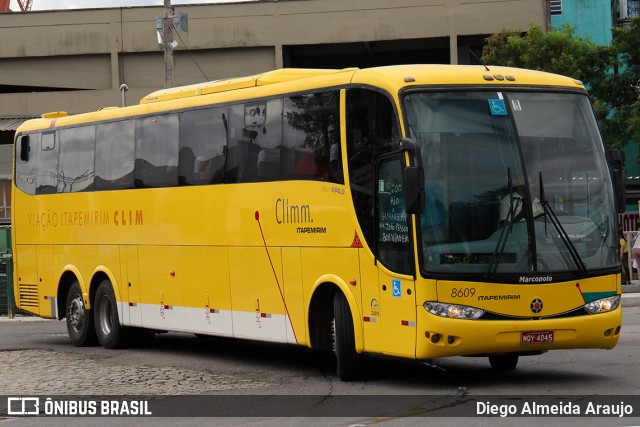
[36,132,58,194]
[226,104,252,183]
[179,107,228,185]
[58,126,96,193]
[95,121,135,191]
[377,154,412,274]
[283,91,340,183]
[346,88,399,246]
[254,99,283,181]
[15,133,38,195]
[135,114,179,188]
[226,99,283,183]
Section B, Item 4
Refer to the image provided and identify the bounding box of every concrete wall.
[0,0,547,117]
[0,145,11,180]
[551,0,613,45]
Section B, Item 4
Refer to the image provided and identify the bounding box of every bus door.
[375,154,417,357]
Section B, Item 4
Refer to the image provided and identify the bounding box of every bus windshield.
[404,90,618,278]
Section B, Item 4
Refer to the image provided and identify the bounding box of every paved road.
[0,305,638,426]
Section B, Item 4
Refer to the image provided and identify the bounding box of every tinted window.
[58,126,95,193]
[14,134,38,195]
[226,104,253,183]
[18,93,347,195]
[135,115,179,188]
[254,99,283,181]
[36,132,58,194]
[95,121,135,191]
[346,88,399,246]
[179,107,228,185]
[226,100,283,183]
[283,92,340,182]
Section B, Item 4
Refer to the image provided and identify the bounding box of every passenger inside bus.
[498,182,544,227]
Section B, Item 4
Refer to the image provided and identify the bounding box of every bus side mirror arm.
[400,138,421,166]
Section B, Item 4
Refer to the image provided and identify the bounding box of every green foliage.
[482,24,603,82]
[602,18,640,151]
[482,20,640,152]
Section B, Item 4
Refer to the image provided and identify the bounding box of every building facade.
[550,0,614,44]
[0,0,549,224]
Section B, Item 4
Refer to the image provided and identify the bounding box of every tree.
[594,18,640,150]
[482,21,640,151]
[482,24,605,84]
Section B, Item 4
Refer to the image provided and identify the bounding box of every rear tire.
[65,281,97,347]
[94,280,131,349]
[489,354,519,371]
[333,292,364,381]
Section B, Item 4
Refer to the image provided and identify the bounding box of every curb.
[622,280,640,307]
[622,292,640,308]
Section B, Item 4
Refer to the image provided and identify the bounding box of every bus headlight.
[584,295,621,314]
[423,302,484,320]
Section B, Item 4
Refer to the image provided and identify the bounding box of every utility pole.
[163,0,175,89]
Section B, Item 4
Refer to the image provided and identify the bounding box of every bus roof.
[140,65,584,104]
[351,64,584,91]
[140,68,359,104]
[17,65,584,133]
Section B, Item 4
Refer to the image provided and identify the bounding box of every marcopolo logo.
[519,275,553,284]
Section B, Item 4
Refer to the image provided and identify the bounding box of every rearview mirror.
[404,165,424,214]
[606,149,626,213]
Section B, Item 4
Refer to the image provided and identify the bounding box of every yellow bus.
[11,65,623,380]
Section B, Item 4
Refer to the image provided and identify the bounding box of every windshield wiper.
[487,169,516,278]
[538,172,587,275]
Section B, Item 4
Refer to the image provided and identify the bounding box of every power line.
[162,0,174,88]
[160,0,209,87]
[171,24,210,82]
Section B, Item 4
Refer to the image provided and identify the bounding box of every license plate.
[521,330,554,344]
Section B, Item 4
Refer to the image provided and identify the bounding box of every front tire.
[94,280,131,349]
[333,292,364,381]
[65,281,97,347]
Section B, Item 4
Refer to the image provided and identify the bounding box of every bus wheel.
[65,281,97,347]
[94,280,130,349]
[489,354,519,371]
[333,292,363,381]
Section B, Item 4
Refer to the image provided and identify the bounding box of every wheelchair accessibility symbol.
[488,99,508,116]
[392,279,402,298]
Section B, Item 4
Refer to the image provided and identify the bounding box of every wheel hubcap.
[68,297,85,332]
[98,296,112,336]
